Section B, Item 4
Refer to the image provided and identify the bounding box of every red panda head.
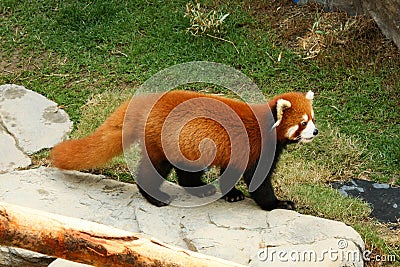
[271,91,318,143]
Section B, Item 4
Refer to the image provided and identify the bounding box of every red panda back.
[141,91,265,170]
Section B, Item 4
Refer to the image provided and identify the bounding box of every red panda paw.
[185,184,217,198]
[275,200,296,210]
[138,187,172,207]
[223,188,245,202]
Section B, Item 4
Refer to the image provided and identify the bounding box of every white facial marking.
[311,109,314,120]
[286,125,299,139]
[302,114,308,122]
[300,120,317,142]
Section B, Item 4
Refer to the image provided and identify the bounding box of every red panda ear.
[272,99,291,129]
[305,90,314,101]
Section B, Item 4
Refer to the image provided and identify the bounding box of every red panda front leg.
[243,164,295,211]
[219,168,246,202]
[136,159,173,207]
[175,169,217,198]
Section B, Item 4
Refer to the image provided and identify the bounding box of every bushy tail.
[51,101,130,170]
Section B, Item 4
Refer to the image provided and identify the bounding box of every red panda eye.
[301,121,307,127]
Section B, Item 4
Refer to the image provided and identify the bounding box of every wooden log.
[0,202,245,267]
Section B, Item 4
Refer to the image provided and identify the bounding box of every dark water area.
[332,179,400,224]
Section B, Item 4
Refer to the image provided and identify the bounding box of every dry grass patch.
[273,141,371,223]
[250,0,400,65]
[273,126,370,219]
[278,125,367,184]
[184,1,229,36]
[71,90,133,139]
[296,11,364,59]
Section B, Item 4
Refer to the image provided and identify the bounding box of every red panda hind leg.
[137,162,218,206]
[136,159,173,207]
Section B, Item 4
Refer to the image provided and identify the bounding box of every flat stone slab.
[0,167,365,266]
[333,179,400,223]
[0,123,31,173]
[0,84,73,155]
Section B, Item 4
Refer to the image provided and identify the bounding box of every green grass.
[1,0,398,180]
[1,0,399,265]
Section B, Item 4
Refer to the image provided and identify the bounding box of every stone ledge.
[0,168,364,266]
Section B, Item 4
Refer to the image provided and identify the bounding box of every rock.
[48,259,92,267]
[0,247,54,267]
[361,0,400,50]
[0,84,73,155]
[0,167,365,266]
[0,123,31,173]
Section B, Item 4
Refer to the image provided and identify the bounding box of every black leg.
[136,159,173,207]
[223,187,245,202]
[243,164,295,211]
[219,168,245,202]
[175,169,217,197]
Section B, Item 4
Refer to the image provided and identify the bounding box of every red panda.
[51,90,317,210]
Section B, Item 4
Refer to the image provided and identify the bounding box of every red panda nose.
[313,128,319,136]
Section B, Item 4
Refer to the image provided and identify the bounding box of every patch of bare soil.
[0,50,68,79]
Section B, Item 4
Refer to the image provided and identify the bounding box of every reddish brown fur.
[51,90,312,171]
[51,101,130,170]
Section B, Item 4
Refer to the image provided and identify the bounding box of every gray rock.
[0,168,365,266]
[0,247,54,267]
[0,84,73,155]
[0,123,31,173]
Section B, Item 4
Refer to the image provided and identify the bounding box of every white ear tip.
[277,99,292,109]
[306,91,314,100]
